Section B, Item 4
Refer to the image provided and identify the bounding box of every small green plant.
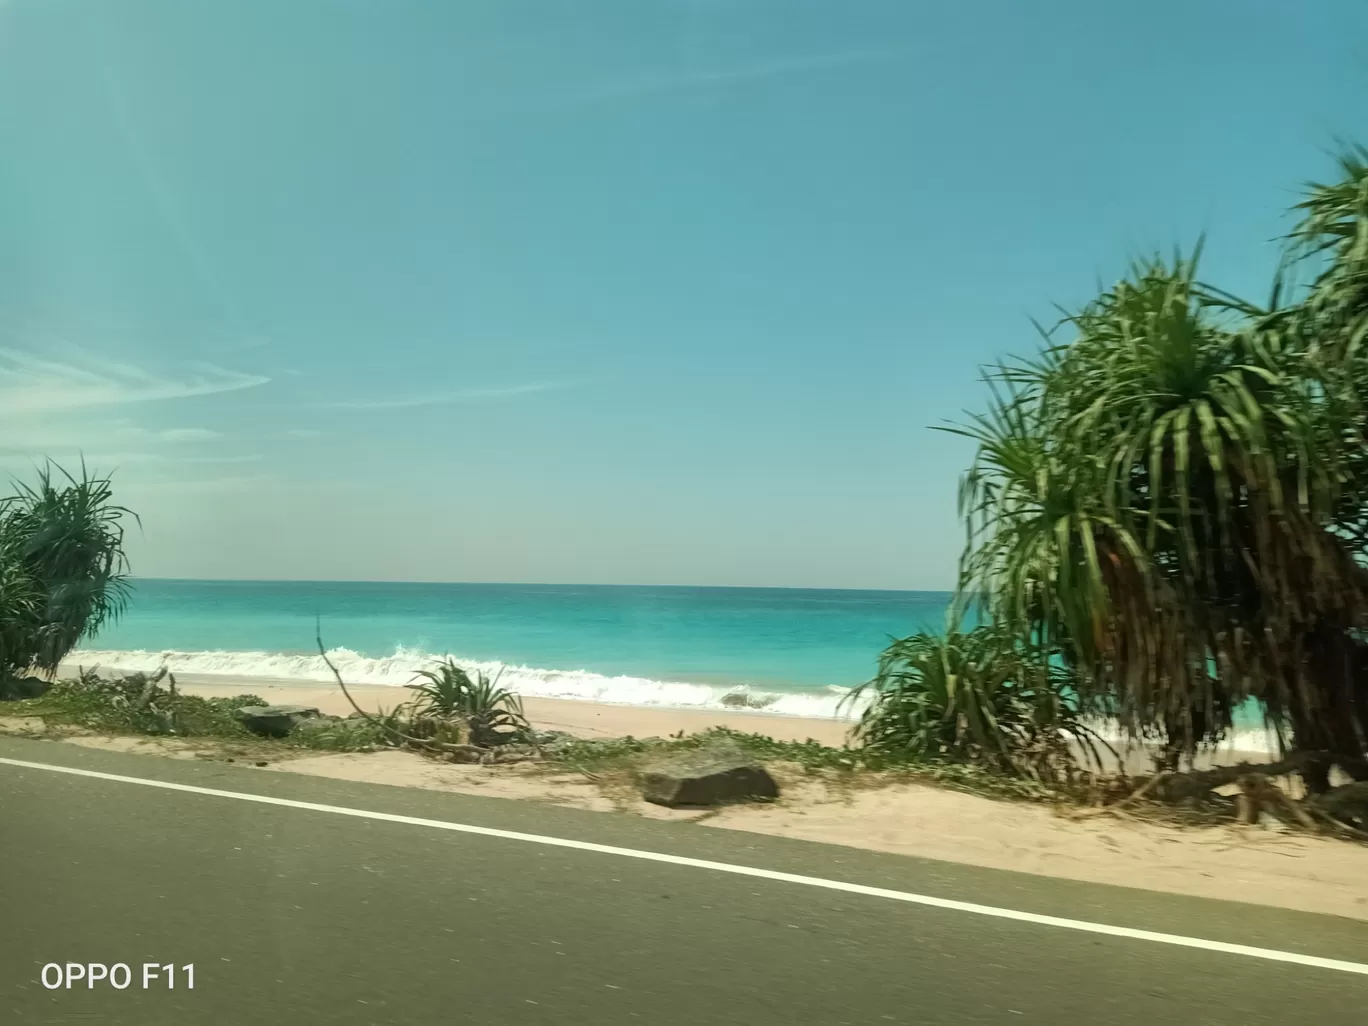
[406,658,531,747]
[288,714,394,752]
[543,726,861,774]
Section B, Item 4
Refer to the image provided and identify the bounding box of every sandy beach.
[112,671,859,745]
[149,672,1272,773]
[96,670,1249,749]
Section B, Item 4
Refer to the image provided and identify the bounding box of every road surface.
[2,733,1367,1025]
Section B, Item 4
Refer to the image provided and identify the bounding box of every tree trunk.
[1290,626,1367,794]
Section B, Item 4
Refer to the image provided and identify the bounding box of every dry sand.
[159,673,859,745]
[17,671,1368,922]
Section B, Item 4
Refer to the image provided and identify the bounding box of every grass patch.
[6,673,1115,810]
[544,726,861,773]
[8,676,257,738]
[538,725,1076,805]
[4,670,394,754]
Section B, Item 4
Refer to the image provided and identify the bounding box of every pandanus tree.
[0,462,136,683]
[948,149,1368,788]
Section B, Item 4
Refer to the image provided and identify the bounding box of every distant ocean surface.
[72,580,955,720]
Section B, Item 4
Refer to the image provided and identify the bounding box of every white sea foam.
[66,646,863,720]
[62,646,1283,753]
[1085,720,1280,756]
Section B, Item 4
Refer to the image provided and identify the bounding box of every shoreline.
[100,671,861,747]
[79,670,1280,771]
[61,652,1283,758]
[65,649,857,719]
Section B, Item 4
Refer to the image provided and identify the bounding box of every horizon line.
[127,575,955,595]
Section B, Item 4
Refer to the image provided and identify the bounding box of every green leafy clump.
[285,715,395,752]
[405,658,531,747]
[539,725,1068,804]
[544,726,862,774]
[19,668,263,738]
[15,667,394,752]
[0,462,135,683]
[846,626,1109,780]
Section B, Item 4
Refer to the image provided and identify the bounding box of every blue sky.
[1,0,1365,589]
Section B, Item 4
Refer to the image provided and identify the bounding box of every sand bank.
[150,673,1271,774]
[118,672,857,745]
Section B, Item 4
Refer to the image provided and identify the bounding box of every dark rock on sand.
[0,676,51,701]
[235,704,324,738]
[637,745,780,808]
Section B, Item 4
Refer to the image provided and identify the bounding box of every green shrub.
[0,463,135,680]
[290,716,394,752]
[846,625,1106,778]
[544,726,860,773]
[406,658,531,746]
[23,668,263,739]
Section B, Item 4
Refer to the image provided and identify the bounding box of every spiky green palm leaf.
[407,658,530,746]
[407,660,477,718]
[847,625,1104,777]
[1285,144,1368,360]
[0,461,136,677]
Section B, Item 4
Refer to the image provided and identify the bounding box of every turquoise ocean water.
[73,580,955,719]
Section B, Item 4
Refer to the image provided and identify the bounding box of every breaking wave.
[64,647,1281,751]
[66,646,862,720]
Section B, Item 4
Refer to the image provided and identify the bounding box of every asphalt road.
[3,734,1368,1025]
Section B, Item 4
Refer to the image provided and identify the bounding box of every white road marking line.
[3,753,1367,977]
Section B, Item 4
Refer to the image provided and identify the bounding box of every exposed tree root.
[1235,774,1318,831]
[1144,756,1310,802]
[1071,752,1368,839]
[1310,781,1368,834]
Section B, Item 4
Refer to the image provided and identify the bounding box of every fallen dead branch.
[314,621,531,764]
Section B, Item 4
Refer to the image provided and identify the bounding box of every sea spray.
[67,646,863,720]
[66,645,1282,754]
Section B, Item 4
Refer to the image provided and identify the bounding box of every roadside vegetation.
[842,146,1368,832]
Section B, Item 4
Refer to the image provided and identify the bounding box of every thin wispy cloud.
[0,421,224,452]
[540,48,902,111]
[0,451,264,470]
[324,380,578,411]
[176,453,264,465]
[157,427,224,442]
[120,473,277,494]
[0,348,269,415]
